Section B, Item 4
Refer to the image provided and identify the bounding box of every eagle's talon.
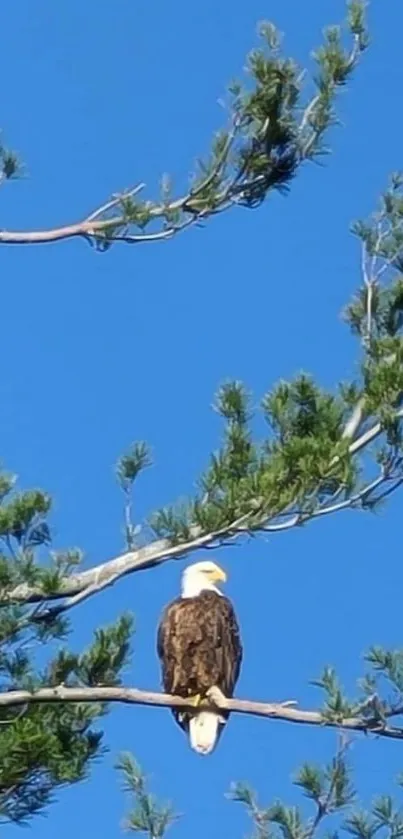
[188,693,202,708]
[207,686,226,707]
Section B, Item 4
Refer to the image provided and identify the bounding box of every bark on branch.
[0,684,402,741]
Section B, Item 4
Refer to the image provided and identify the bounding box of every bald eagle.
[157,560,242,755]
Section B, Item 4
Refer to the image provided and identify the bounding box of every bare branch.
[347,408,403,458]
[0,684,402,741]
[342,397,366,441]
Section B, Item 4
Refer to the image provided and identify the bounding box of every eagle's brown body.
[157,590,242,734]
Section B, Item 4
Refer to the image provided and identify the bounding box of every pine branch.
[342,172,403,442]
[0,3,367,251]
[117,753,177,838]
[1,404,402,613]
[0,684,402,741]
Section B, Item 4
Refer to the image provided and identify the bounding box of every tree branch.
[0,124,238,248]
[0,684,402,741]
[0,4,368,253]
[1,519,244,607]
[2,408,402,613]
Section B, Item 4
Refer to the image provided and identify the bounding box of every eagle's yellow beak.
[209,565,227,583]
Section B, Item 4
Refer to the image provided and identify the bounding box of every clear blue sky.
[1,1,403,837]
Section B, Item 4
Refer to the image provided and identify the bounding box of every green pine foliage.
[87,1,368,250]
[147,173,403,544]
[114,725,403,839]
[230,745,355,839]
[1,1,403,834]
[3,162,403,825]
[228,748,403,839]
[118,753,177,838]
[0,138,19,182]
[0,474,133,823]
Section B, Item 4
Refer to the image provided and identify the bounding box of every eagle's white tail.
[189,712,221,755]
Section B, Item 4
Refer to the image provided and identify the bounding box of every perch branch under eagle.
[157,560,242,755]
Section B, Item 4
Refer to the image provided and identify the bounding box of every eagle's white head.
[181,560,227,599]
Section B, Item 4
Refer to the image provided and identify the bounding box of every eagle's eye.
[204,566,226,583]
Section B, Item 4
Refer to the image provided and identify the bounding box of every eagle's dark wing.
[213,594,242,697]
[156,591,242,712]
[156,596,183,695]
